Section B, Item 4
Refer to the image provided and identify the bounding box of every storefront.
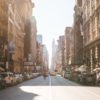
[24,61,34,72]
[84,38,100,72]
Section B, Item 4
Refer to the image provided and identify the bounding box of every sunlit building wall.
[30,16,37,68]
[8,2,25,73]
[0,0,34,73]
[11,0,34,73]
[0,0,10,70]
[82,0,100,72]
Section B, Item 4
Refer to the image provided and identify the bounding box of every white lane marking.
[49,76,52,100]
[49,76,51,86]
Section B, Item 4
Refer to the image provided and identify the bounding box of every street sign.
[8,41,15,53]
[6,62,9,69]
[0,61,5,67]
[24,61,33,66]
[0,62,4,65]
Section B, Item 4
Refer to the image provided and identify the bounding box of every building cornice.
[84,36,100,49]
[83,5,100,27]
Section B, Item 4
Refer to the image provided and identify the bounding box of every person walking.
[96,71,100,86]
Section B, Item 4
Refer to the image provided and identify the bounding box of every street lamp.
[5,40,15,72]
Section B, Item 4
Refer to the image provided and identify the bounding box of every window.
[91,0,95,14]
[96,0,100,8]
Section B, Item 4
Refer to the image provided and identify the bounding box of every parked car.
[23,73,28,80]
[15,74,23,83]
[0,74,6,89]
[78,72,87,84]
[29,73,34,79]
[64,71,71,79]
[0,72,16,86]
[33,73,40,77]
[86,73,96,85]
[78,72,96,85]
[50,72,56,76]
[26,73,31,79]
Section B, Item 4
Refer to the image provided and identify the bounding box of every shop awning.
[78,65,87,72]
[93,68,100,72]
[0,66,5,72]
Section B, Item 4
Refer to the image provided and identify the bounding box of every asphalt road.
[0,75,100,100]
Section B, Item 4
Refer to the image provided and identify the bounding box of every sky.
[33,0,75,66]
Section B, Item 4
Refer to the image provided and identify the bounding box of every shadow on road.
[0,84,39,100]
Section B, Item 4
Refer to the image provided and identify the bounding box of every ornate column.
[90,49,93,72]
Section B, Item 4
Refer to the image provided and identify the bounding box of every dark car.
[78,72,96,85]
[86,73,96,85]
[0,74,6,89]
[64,71,71,79]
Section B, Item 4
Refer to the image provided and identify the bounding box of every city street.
[0,75,100,100]
[0,0,100,100]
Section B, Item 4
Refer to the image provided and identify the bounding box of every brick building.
[82,0,100,72]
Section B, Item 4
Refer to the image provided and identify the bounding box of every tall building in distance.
[51,39,57,71]
[42,45,49,71]
[52,36,65,73]
[36,35,49,73]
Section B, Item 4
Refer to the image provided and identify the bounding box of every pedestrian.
[4,75,11,86]
[96,71,100,85]
[42,70,46,80]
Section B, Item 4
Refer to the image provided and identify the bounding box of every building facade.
[0,0,35,73]
[82,0,100,72]
[54,36,65,73]
[10,0,34,73]
[24,16,37,72]
[0,0,11,71]
[36,42,44,72]
[64,27,73,66]
[8,2,25,73]
[30,16,37,68]
[73,0,83,65]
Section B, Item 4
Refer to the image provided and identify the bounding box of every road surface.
[0,75,100,100]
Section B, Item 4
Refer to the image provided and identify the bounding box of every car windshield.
[0,74,8,78]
